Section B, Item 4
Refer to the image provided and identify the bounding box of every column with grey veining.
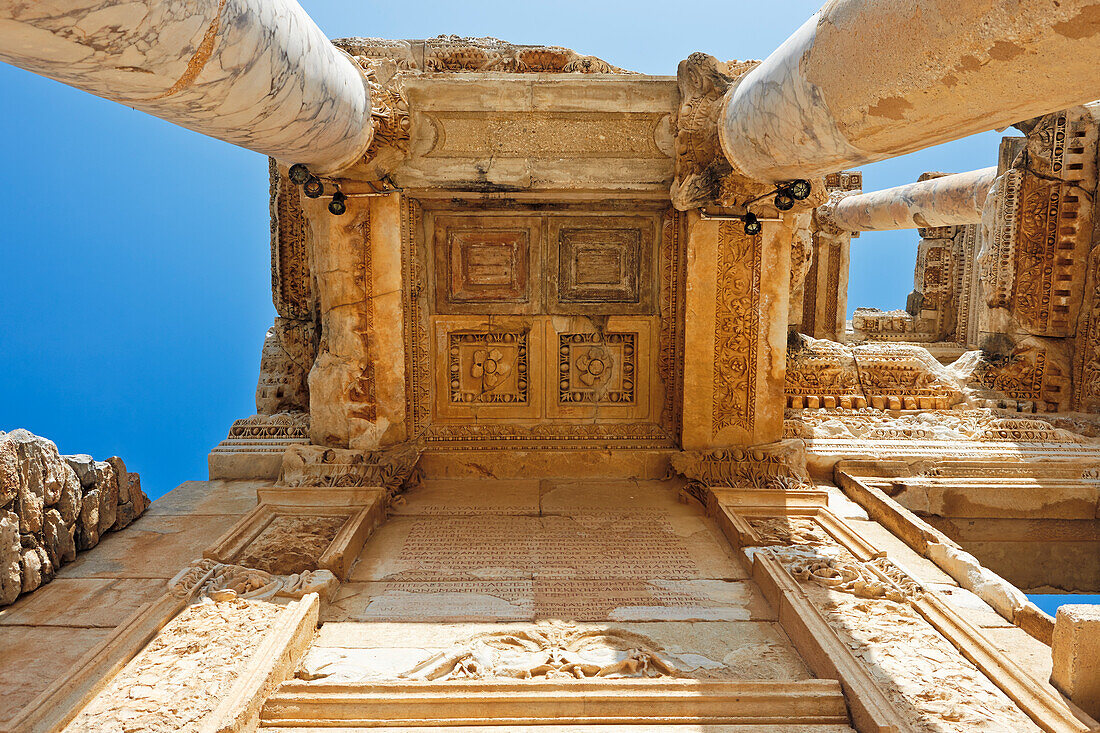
[719,0,1100,183]
[0,0,373,175]
[819,167,997,232]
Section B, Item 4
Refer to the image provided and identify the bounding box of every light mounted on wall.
[302,175,325,199]
[287,163,311,185]
[328,191,347,216]
[698,209,768,236]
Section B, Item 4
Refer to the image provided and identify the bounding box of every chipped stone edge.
[198,593,320,733]
[714,495,1097,732]
[0,569,214,733]
[833,463,1056,644]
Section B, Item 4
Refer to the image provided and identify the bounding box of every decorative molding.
[335,36,632,75]
[448,330,530,405]
[400,623,679,681]
[268,160,312,320]
[558,332,636,405]
[712,221,761,433]
[168,559,338,603]
[670,439,810,490]
[277,443,422,504]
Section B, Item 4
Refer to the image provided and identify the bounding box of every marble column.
[681,213,792,449]
[821,167,997,232]
[719,0,1100,183]
[0,0,373,175]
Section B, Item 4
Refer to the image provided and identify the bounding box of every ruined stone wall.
[0,429,148,605]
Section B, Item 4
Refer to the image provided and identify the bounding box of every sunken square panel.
[431,317,543,421]
[433,215,541,314]
[548,215,656,315]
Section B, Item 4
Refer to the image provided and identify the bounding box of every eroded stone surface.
[300,620,810,683]
[64,598,283,733]
[0,430,148,605]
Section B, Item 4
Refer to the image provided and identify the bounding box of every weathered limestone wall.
[0,0,374,174]
[720,0,1100,182]
[0,429,148,606]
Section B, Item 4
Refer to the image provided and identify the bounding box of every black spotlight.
[743,212,762,236]
[328,191,347,216]
[774,189,795,211]
[788,179,812,200]
[288,163,311,185]
[303,175,325,199]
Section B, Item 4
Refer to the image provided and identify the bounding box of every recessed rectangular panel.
[433,215,541,314]
[547,215,657,315]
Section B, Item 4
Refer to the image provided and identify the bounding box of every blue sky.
[1,2,1088,611]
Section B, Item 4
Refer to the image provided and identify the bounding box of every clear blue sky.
[2,0,1087,611]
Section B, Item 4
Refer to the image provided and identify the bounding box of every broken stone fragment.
[0,428,147,606]
[64,454,97,489]
[0,510,20,605]
[78,488,100,551]
[43,508,75,567]
[93,461,118,535]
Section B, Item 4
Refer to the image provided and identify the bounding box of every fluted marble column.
[0,0,373,175]
[720,0,1100,183]
[821,167,997,232]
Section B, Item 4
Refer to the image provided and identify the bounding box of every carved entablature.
[336,36,632,75]
[278,443,422,501]
[785,336,978,410]
[975,337,1073,412]
[980,107,1098,339]
[670,439,811,490]
[670,54,828,211]
[349,55,411,184]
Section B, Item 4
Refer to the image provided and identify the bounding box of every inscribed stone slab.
[391,479,541,516]
[349,514,742,582]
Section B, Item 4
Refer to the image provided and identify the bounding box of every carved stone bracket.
[670,439,810,490]
[169,558,338,604]
[277,442,422,503]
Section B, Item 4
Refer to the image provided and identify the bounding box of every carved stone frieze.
[268,160,313,320]
[400,622,679,681]
[278,443,422,502]
[349,55,411,182]
[336,36,631,75]
[257,317,317,415]
[169,558,338,603]
[448,330,530,405]
[790,407,1095,446]
[979,107,1097,340]
[670,439,810,490]
[976,337,1073,412]
[558,332,636,405]
[785,336,979,410]
[712,221,761,433]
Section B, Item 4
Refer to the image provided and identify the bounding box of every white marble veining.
[0,0,373,174]
[720,0,1100,183]
[824,167,997,232]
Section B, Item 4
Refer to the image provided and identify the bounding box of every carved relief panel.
[405,202,683,447]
